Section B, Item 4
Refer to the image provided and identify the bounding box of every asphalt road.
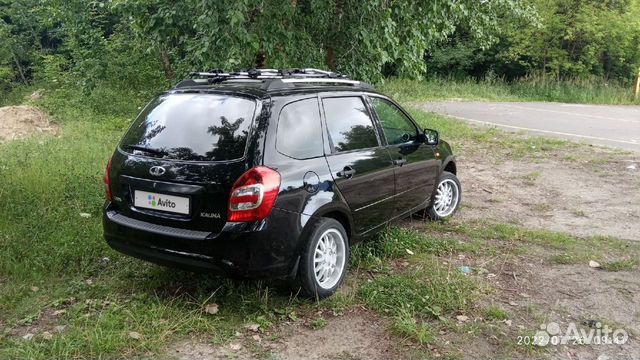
[421,101,640,153]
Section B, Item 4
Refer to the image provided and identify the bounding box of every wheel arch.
[443,159,457,175]
[319,210,353,245]
[443,160,457,175]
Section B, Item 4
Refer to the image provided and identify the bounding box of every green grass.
[422,220,640,270]
[483,306,510,321]
[352,227,479,328]
[309,317,326,329]
[380,76,640,105]
[392,310,434,345]
[0,84,42,107]
[357,258,477,320]
[351,227,475,270]
[600,259,637,272]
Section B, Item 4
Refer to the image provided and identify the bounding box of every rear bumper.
[103,206,302,278]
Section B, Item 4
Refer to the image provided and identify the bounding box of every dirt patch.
[0,105,58,142]
[422,245,640,359]
[169,310,402,360]
[490,262,640,360]
[5,306,70,341]
[171,337,259,360]
[275,309,400,359]
[458,154,640,240]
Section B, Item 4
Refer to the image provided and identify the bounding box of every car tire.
[295,218,349,299]
[427,171,462,221]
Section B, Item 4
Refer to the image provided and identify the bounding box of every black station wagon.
[103,69,461,298]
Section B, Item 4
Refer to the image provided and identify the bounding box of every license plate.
[134,190,190,215]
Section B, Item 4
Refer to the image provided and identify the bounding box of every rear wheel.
[295,218,349,299]
[427,171,461,220]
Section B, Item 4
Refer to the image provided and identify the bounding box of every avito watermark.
[518,322,628,346]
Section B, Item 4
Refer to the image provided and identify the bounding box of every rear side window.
[120,94,256,161]
[276,98,323,159]
[323,97,379,153]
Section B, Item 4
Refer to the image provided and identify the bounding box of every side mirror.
[423,128,439,145]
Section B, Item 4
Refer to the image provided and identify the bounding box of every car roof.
[169,82,384,99]
[168,69,380,99]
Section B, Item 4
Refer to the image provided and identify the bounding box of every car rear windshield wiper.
[124,145,168,156]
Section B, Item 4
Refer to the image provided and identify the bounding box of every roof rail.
[280,78,366,86]
[174,68,374,91]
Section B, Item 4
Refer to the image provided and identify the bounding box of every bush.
[0,65,13,92]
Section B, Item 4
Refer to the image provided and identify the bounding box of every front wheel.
[427,171,462,220]
[295,218,349,299]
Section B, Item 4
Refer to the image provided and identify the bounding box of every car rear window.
[120,93,256,161]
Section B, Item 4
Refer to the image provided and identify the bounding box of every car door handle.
[337,166,356,179]
[393,158,406,167]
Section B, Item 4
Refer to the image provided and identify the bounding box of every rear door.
[321,95,395,234]
[109,92,259,234]
[368,96,439,215]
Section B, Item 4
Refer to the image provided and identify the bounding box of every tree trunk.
[325,47,335,71]
[542,44,547,82]
[601,51,611,80]
[11,52,28,84]
[324,0,343,71]
[255,51,266,68]
[159,48,174,82]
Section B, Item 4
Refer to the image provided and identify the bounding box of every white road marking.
[501,103,640,124]
[442,114,640,146]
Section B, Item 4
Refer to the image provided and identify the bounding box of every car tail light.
[228,166,281,222]
[104,157,113,201]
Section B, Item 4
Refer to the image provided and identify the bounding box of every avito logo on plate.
[148,194,176,209]
[134,190,190,215]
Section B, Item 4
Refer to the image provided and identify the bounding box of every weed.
[351,227,471,270]
[392,310,434,345]
[483,306,510,321]
[549,253,581,265]
[571,209,588,217]
[601,259,637,272]
[521,171,541,185]
[320,293,357,316]
[310,318,326,329]
[357,255,476,320]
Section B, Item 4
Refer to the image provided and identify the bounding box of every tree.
[479,0,639,82]
[112,0,537,83]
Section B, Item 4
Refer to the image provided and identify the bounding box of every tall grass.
[381,75,640,105]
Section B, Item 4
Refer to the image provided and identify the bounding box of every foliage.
[428,0,640,82]
[3,0,638,102]
[0,0,536,94]
[501,0,640,81]
[111,0,538,83]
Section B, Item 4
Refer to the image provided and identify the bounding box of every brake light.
[104,157,113,201]
[228,166,281,222]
